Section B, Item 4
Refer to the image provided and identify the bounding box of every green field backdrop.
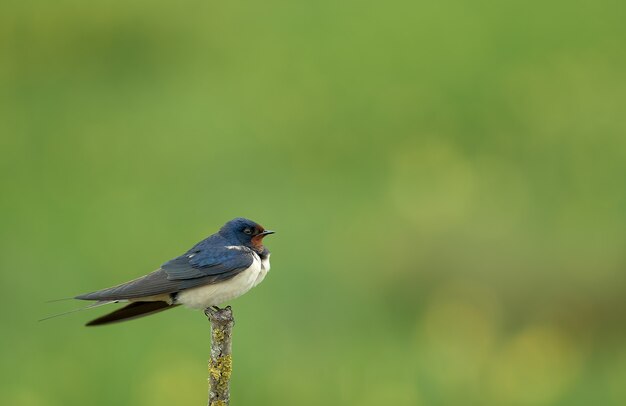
[1,0,626,405]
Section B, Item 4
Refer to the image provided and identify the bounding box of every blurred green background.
[2,0,626,405]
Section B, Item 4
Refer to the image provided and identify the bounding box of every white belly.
[254,253,271,287]
[176,252,269,309]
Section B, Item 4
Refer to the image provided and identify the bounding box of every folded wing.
[75,247,255,301]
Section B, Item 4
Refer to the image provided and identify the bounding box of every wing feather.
[162,247,253,280]
[75,247,255,301]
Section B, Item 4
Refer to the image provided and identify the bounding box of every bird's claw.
[204,305,234,324]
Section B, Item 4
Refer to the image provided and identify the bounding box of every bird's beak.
[260,230,275,236]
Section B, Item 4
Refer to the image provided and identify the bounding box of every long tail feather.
[45,297,76,303]
[86,301,178,326]
[39,300,117,322]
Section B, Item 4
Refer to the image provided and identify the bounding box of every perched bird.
[74,217,274,326]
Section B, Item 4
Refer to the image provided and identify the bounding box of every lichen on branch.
[205,306,235,406]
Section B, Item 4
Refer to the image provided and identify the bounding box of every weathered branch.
[204,306,234,406]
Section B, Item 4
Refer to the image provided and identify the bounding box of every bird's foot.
[204,306,219,318]
[204,305,234,324]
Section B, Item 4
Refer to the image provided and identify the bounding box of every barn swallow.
[73,217,274,326]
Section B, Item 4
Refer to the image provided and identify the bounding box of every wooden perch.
[205,306,235,406]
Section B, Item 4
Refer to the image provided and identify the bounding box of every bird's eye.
[243,228,252,235]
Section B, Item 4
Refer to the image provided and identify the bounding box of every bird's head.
[220,217,275,249]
